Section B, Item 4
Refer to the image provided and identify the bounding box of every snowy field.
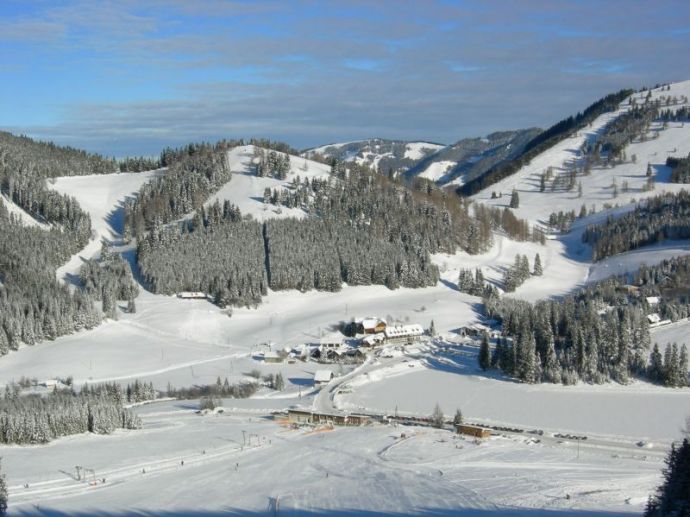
[3,399,667,516]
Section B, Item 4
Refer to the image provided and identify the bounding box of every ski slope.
[50,169,164,283]
[203,145,332,222]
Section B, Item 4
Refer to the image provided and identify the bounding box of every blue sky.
[1,0,689,157]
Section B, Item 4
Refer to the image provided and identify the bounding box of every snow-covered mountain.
[303,138,445,174]
[304,130,541,188]
[406,128,541,186]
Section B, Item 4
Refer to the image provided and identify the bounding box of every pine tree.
[533,253,543,276]
[0,458,6,517]
[645,439,690,516]
[509,189,520,209]
[649,344,664,383]
[275,373,285,391]
[679,345,688,387]
[453,408,463,426]
[479,332,491,371]
[429,320,436,337]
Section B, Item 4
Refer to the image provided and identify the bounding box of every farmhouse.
[314,369,334,387]
[457,424,492,439]
[383,324,424,344]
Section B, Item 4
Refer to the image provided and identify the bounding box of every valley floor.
[5,399,665,516]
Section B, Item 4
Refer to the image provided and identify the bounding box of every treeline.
[583,191,690,260]
[0,130,117,178]
[0,383,141,445]
[648,343,688,388]
[118,156,161,172]
[458,89,633,196]
[0,206,101,355]
[125,140,239,239]
[667,154,690,183]
[165,377,259,400]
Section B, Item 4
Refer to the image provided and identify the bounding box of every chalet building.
[313,369,334,387]
[356,317,387,335]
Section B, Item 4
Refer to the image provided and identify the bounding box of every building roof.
[384,324,424,339]
[314,370,334,383]
[646,296,660,305]
[362,333,385,345]
[647,313,662,324]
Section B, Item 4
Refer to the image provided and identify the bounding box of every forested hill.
[457,89,634,196]
[131,144,543,308]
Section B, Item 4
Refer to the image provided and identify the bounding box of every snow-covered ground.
[3,399,667,515]
[404,141,445,160]
[337,351,690,442]
[418,159,456,182]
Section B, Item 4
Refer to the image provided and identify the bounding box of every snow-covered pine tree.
[0,458,6,517]
[509,189,520,209]
[479,332,491,371]
[533,253,543,276]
